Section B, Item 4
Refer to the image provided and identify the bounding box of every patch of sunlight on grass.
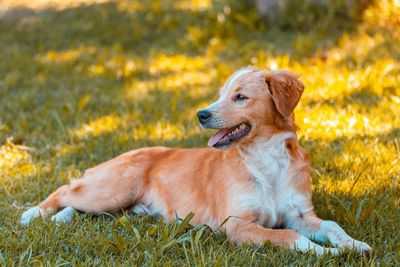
[149,54,210,75]
[89,64,105,75]
[160,70,215,89]
[253,55,291,71]
[40,48,87,63]
[255,55,399,102]
[0,138,33,181]
[318,140,400,196]
[174,0,211,11]
[37,45,143,79]
[125,70,215,101]
[250,22,400,143]
[363,0,400,30]
[297,107,394,140]
[75,113,125,138]
[74,106,203,146]
[0,0,112,11]
[105,56,138,78]
[124,80,150,100]
[116,1,145,12]
[134,121,186,141]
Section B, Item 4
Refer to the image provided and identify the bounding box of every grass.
[0,0,399,265]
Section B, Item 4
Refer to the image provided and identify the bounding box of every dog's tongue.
[208,129,230,147]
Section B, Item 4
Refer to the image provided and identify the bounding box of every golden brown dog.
[20,67,371,255]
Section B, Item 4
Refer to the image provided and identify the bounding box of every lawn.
[0,0,399,265]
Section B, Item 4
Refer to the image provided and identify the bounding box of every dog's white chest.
[239,133,307,228]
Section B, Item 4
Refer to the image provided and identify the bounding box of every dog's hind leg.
[20,175,142,226]
[20,151,148,226]
[50,206,75,224]
[20,164,146,226]
[20,185,70,226]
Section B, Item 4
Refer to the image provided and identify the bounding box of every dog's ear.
[264,71,305,118]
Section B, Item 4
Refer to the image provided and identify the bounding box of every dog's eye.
[234,94,248,101]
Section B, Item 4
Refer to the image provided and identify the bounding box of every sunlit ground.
[0,0,399,265]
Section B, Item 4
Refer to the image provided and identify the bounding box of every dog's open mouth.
[208,123,252,148]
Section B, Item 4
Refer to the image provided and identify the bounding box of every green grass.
[1,0,399,265]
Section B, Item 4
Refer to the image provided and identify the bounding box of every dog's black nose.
[197,110,212,123]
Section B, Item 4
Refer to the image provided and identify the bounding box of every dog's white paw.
[321,221,371,255]
[340,239,371,255]
[355,241,371,255]
[20,206,43,226]
[51,206,75,225]
[293,235,339,255]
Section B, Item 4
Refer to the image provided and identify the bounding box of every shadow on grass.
[0,0,370,56]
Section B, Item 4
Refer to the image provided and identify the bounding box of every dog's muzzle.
[197,109,212,125]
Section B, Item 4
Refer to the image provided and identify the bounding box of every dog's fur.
[20,67,371,255]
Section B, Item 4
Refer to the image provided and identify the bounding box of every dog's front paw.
[293,235,340,255]
[322,221,371,255]
[342,239,371,255]
[19,206,43,226]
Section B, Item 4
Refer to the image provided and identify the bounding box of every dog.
[20,66,371,255]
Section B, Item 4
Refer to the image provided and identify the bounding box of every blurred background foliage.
[0,0,399,265]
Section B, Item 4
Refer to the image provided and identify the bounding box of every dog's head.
[197,66,304,150]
